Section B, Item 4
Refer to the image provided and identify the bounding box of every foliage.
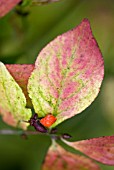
[0,1,114,170]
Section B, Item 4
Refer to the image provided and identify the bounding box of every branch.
[0,129,43,135]
[0,129,66,141]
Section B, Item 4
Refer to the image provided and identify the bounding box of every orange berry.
[40,114,57,128]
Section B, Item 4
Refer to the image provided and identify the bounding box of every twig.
[0,129,42,135]
[0,129,70,141]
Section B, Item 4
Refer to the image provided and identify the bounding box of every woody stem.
[0,129,43,135]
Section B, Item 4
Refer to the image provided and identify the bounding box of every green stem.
[32,0,61,5]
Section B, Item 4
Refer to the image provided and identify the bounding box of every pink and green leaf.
[28,19,104,127]
[42,142,101,170]
[0,0,21,18]
[6,64,34,107]
[0,62,32,129]
[65,136,114,165]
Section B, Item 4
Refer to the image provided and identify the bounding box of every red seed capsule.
[40,114,57,128]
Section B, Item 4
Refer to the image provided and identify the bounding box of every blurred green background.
[0,0,114,169]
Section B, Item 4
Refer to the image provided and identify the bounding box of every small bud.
[33,121,47,133]
[50,128,57,134]
[29,118,35,126]
[62,133,72,139]
[33,113,38,120]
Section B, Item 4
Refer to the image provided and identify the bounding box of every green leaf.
[0,62,32,129]
[28,19,104,127]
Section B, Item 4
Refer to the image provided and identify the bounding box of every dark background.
[0,0,114,169]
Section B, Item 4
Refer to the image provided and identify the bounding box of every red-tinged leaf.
[28,19,104,127]
[65,136,114,165]
[0,0,21,17]
[42,143,101,170]
[6,64,34,107]
[0,62,32,129]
